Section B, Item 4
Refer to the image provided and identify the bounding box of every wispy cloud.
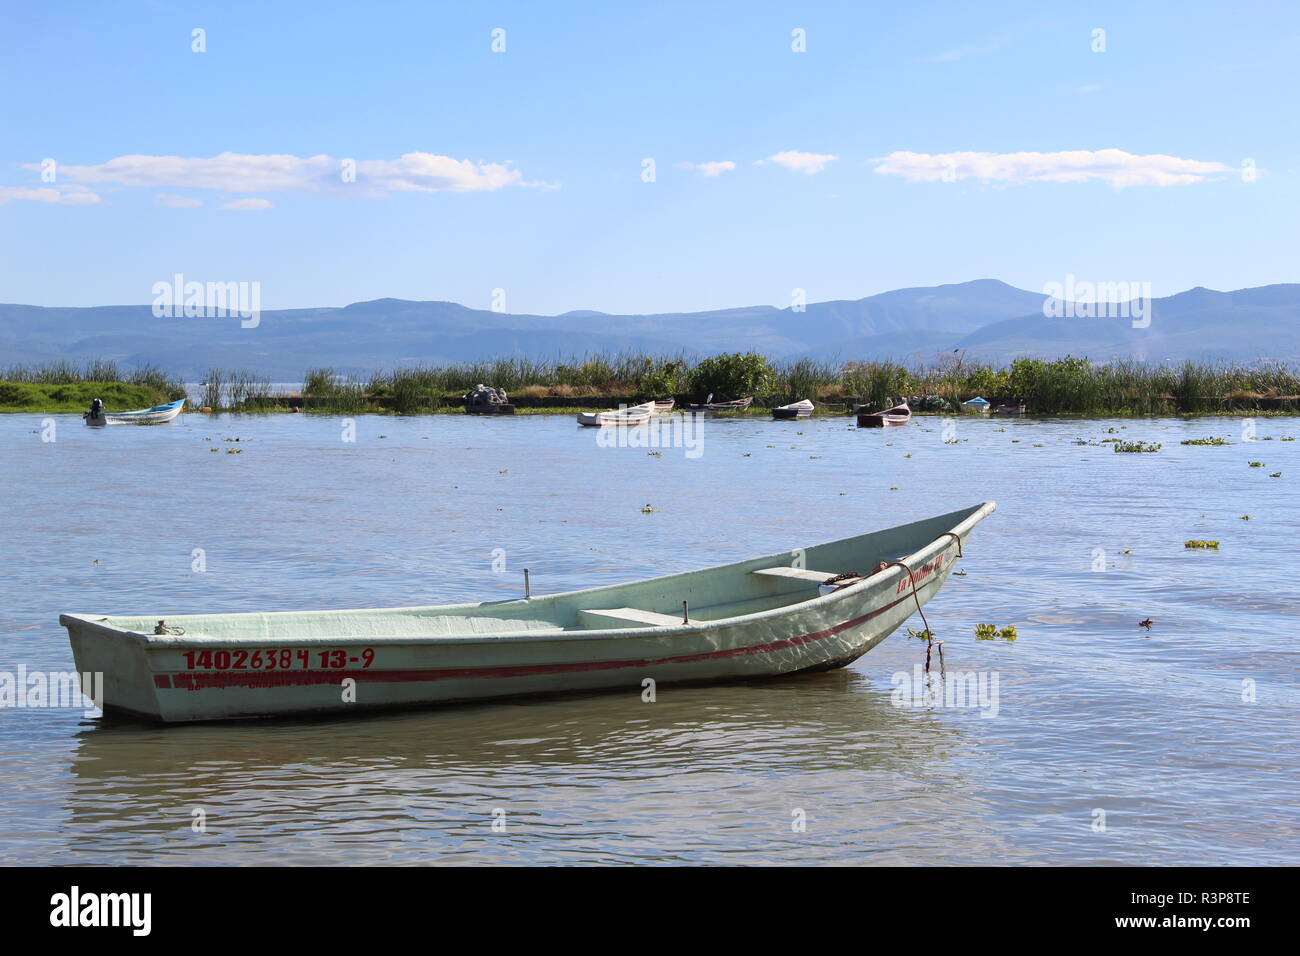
[924,33,1012,63]
[155,193,203,208]
[220,197,273,211]
[677,161,736,178]
[757,150,838,175]
[25,151,538,197]
[0,185,102,205]
[873,149,1234,188]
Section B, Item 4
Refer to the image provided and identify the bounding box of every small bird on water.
[1139,618,1153,629]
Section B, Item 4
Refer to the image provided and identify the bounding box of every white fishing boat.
[773,399,814,420]
[83,398,185,426]
[59,502,996,722]
[576,402,655,426]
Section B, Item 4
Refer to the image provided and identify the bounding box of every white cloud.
[220,198,273,211]
[155,193,203,208]
[757,150,838,175]
[0,185,103,205]
[29,151,535,197]
[355,153,525,192]
[872,149,1234,188]
[677,160,736,178]
[923,34,1012,63]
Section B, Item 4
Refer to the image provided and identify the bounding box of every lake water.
[1,410,1296,865]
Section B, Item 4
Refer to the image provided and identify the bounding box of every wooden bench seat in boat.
[578,607,695,628]
[750,566,843,584]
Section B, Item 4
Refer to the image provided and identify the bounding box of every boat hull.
[61,502,995,722]
[773,400,814,420]
[857,401,910,427]
[856,413,910,427]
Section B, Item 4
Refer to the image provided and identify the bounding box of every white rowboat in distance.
[576,402,655,426]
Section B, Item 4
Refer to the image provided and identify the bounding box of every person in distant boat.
[83,398,105,425]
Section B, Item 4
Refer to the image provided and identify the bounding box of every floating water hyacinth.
[1181,437,1228,446]
[1114,441,1161,453]
[1184,540,1220,549]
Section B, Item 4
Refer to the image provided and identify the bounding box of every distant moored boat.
[857,401,911,427]
[686,397,753,412]
[773,399,814,419]
[83,398,185,427]
[576,402,655,426]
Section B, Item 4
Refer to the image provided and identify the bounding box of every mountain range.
[2,279,1297,379]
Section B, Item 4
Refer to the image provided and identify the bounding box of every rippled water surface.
[1,410,1296,865]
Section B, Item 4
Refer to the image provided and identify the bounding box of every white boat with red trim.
[59,502,996,723]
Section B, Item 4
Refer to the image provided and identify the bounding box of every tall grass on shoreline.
[5,355,1300,415]
[1,360,186,401]
[199,368,275,411]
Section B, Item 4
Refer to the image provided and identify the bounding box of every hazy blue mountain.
[1,280,1295,378]
[954,285,1300,364]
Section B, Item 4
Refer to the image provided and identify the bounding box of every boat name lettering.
[894,552,949,593]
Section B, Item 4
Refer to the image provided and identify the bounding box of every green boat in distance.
[60,502,996,723]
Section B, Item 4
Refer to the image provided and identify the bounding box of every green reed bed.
[0,361,186,412]
[5,355,1299,415]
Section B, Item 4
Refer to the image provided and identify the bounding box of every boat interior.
[94,504,986,642]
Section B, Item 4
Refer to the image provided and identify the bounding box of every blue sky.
[1,0,1297,313]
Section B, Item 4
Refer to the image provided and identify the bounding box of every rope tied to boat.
[883,542,961,672]
[941,530,961,561]
[153,619,186,635]
[821,571,863,591]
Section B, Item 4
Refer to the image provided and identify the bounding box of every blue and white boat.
[84,398,186,426]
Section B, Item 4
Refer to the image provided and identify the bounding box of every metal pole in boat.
[682,600,689,624]
[524,568,531,599]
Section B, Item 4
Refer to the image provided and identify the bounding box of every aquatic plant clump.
[1113,441,1161,453]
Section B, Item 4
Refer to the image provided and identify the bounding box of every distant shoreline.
[3,355,1299,417]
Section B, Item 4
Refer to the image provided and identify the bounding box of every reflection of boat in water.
[59,663,986,865]
[60,503,995,723]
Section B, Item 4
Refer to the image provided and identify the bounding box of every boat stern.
[59,614,165,720]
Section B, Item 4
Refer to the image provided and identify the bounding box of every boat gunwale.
[60,502,995,648]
